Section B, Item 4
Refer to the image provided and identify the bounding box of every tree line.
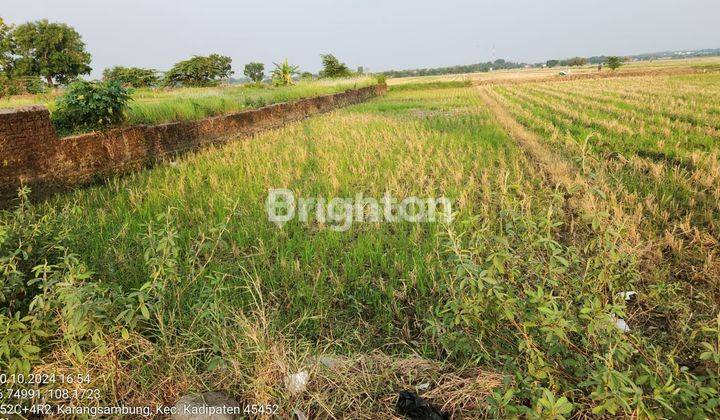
[384,55,628,79]
[383,59,526,78]
[0,17,363,96]
[545,56,626,69]
[0,17,369,135]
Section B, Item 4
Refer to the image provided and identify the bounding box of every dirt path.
[476,86,587,194]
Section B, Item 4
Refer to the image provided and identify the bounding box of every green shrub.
[0,189,115,375]
[431,195,720,417]
[606,56,623,71]
[51,80,131,136]
[0,189,182,378]
[243,96,267,108]
[0,75,46,97]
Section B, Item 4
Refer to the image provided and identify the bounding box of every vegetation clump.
[103,66,159,87]
[8,19,92,87]
[384,58,525,78]
[319,54,351,78]
[243,62,265,83]
[271,58,300,86]
[606,56,623,70]
[51,80,131,135]
[0,18,12,76]
[163,54,233,87]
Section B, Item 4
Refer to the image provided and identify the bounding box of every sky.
[2,0,719,78]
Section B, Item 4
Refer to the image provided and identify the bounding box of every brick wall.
[0,106,58,197]
[0,84,386,203]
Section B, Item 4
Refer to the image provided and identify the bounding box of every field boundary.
[473,68,701,86]
[0,84,387,203]
[476,86,587,193]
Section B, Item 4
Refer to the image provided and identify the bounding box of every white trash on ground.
[617,291,637,301]
[285,370,310,395]
[612,315,631,333]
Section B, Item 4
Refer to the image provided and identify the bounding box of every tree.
[103,66,159,87]
[271,59,300,86]
[566,57,588,67]
[11,20,92,87]
[163,54,233,87]
[546,60,560,68]
[0,18,13,76]
[606,56,622,71]
[319,54,350,78]
[243,62,265,83]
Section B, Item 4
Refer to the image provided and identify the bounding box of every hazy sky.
[3,0,719,78]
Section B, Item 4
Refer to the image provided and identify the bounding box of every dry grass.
[6,70,720,418]
[489,70,720,357]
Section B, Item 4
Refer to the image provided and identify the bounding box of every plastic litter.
[617,291,637,301]
[417,382,431,391]
[318,355,341,369]
[612,316,631,332]
[396,390,449,420]
[285,371,309,395]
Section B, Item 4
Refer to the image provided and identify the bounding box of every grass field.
[0,76,375,128]
[2,65,720,417]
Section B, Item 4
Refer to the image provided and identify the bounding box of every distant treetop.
[319,54,351,78]
[383,59,525,78]
[164,54,233,87]
[103,66,159,88]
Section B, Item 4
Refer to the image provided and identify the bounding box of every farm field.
[2,69,720,418]
[0,76,375,128]
[388,56,720,87]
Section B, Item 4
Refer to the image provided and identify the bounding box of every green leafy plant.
[51,80,131,135]
[0,189,111,374]
[271,59,300,86]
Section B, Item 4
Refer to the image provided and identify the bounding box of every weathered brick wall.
[0,84,386,203]
[0,106,58,198]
